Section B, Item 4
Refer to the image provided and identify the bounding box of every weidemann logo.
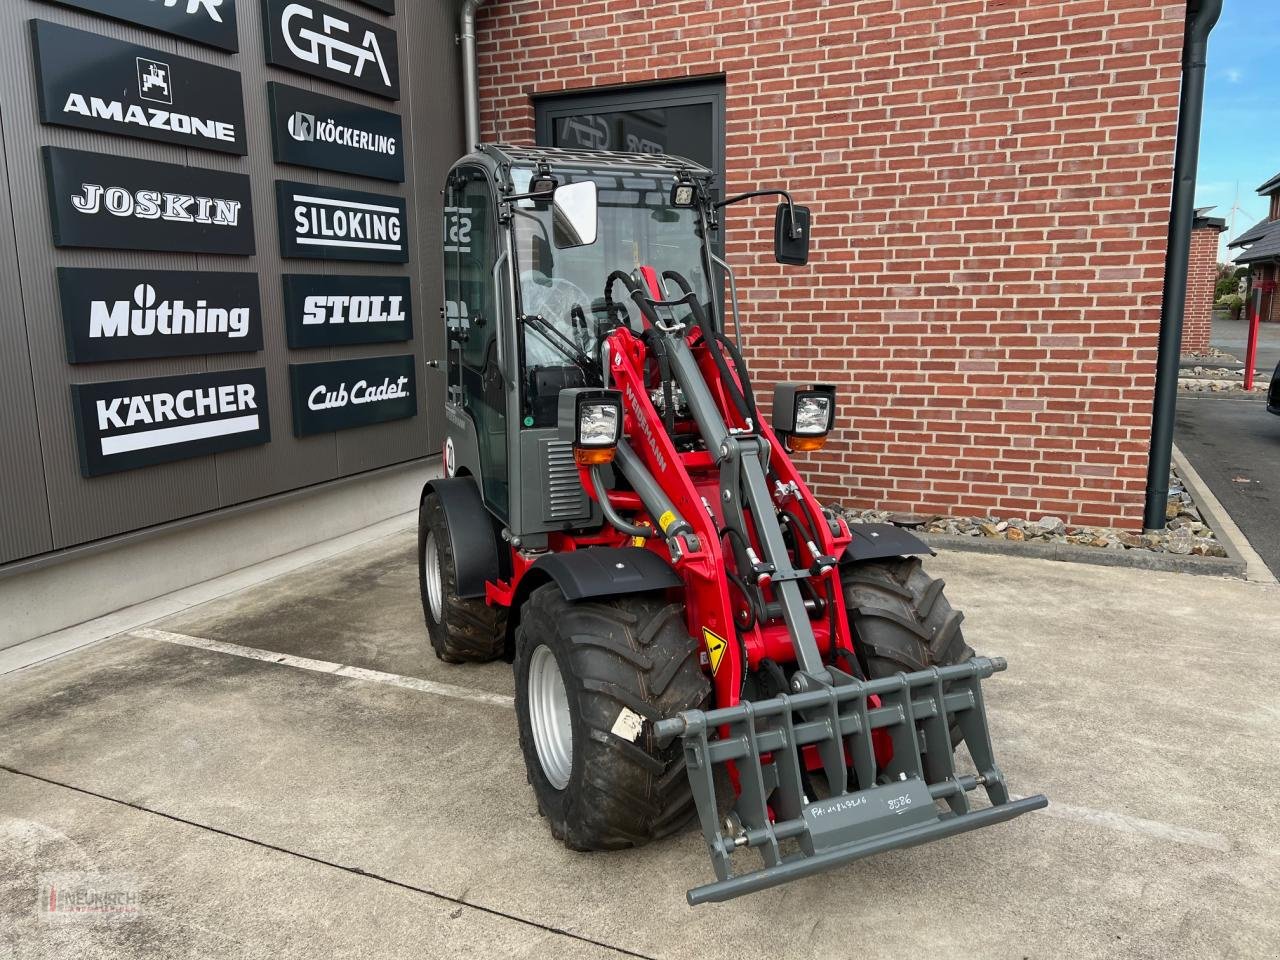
[292,192,402,253]
[308,375,409,412]
[91,283,251,340]
[289,110,397,157]
[72,183,242,226]
[95,381,261,456]
[282,3,391,89]
[303,294,404,326]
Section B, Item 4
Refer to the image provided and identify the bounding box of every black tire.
[513,584,710,851]
[418,491,506,663]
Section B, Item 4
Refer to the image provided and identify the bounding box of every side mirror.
[552,180,598,249]
[774,203,812,266]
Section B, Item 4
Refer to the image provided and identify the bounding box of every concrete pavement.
[2,527,1279,959]
[1210,311,1280,375]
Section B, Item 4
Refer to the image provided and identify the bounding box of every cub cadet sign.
[276,180,407,262]
[42,0,240,52]
[289,355,416,437]
[32,21,247,156]
[71,368,270,477]
[263,0,400,100]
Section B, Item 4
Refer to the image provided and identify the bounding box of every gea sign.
[262,0,400,101]
[43,147,255,256]
[290,355,416,437]
[58,267,263,363]
[32,21,247,156]
[38,0,239,52]
[276,180,407,263]
[268,82,403,182]
[71,368,271,477]
[282,274,412,348]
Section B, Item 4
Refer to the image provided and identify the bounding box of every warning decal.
[702,627,728,676]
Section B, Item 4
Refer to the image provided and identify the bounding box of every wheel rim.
[528,644,573,790]
[423,530,444,623]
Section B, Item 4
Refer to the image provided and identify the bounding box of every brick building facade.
[476,0,1188,529]
[1181,210,1227,355]
[1229,171,1280,323]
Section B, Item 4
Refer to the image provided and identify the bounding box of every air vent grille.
[544,439,589,522]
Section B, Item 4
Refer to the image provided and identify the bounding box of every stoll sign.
[58,268,263,363]
[71,368,271,477]
[289,355,416,437]
[282,274,411,348]
[39,0,240,53]
[43,146,255,255]
[262,0,400,101]
[276,180,407,263]
[31,21,247,156]
[268,82,403,182]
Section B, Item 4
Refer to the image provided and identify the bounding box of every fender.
[423,476,500,599]
[841,523,934,564]
[531,547,682,602]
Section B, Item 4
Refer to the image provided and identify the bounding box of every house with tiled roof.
[1228,172,1280,322]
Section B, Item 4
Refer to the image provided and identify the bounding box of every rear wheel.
[418,492,506,663]
[513,585,710,850]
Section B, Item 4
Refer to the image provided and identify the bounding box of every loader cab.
[442,145,719,545]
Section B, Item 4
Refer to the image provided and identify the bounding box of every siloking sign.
[268,82,403,182]
[31,20,247,156]
[38,0,239,53]
[43,146,255,256]
[261,0,400,101]
[71,368,271,477]
[289,355,416,437]
[58,267,263,363]
[276,180,407,263]
[282,274,411,348]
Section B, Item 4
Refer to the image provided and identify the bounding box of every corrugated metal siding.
[0,1,460,563]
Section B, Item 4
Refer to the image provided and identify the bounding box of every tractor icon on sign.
[136,58,173,105]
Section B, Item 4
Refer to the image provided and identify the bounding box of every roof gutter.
[1142,0,1223,532]
[459,0,488,150]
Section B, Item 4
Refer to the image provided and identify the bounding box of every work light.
[671,177,697,208]
[558,389,624,466]
[772,384,836,452]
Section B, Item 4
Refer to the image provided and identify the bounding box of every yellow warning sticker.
[630,534,647,547]
[702,627,728,676]
[658,510,676,533]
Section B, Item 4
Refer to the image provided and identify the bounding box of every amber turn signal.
[574,447,618,466]
[787,435,827,453]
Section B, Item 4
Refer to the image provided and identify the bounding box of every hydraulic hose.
[589,467,656,540]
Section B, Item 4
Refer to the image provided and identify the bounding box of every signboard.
[71,368,270,477]
[58,268,262,363]
[282,274,411,348]
[43,146,255,256]
[350,0,395,13]
[32,21,247,156]
[261,0,400,101]
[268,82,403,182]
[289,355,416,436]
[276,180,407,263]
[37,0,240,52]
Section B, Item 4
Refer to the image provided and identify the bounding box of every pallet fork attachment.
[655,657,1048,905]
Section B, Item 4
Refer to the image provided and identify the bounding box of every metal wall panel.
[0,0,460,562]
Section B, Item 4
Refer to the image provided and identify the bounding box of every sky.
[1195,0,1280,260]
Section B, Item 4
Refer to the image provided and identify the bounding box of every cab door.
[444,166,510,520]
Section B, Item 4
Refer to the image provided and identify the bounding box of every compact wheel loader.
[422,144,1046,904]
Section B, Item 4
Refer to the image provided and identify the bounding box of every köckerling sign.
[43,146,255,255]
[282,274,412,348]
[31,20,247,156]
[276,180,407,263]
[268,81,403,182]
[58,268,263,363]
[39,0,240,53]
[71,368,271,477]
[262,0,400,100]
[289,355,416,436]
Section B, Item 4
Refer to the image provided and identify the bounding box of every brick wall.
[477,0,1188,529]
[1181,225,1220,355]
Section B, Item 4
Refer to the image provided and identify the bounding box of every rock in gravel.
[996,520,1009,533]
[1119,532,1144,549]
[888,512,927,528]
[1037,516,1067,536]
[979,522,1003,538]
[1166,527,1194,556]
[1006,527,1025,542]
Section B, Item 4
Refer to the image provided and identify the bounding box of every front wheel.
[513,585,710,850]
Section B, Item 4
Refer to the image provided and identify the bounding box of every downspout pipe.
[1142,0,1223,531]
[459,0,488,150]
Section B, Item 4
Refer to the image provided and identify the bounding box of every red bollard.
[1244,289,1261,392]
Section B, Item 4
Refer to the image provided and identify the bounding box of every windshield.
[510,166,715,426]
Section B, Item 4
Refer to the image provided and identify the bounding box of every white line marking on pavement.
[132,628,514,710]
[1013,794,1231,852]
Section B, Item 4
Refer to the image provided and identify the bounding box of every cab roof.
[476,143,714,181]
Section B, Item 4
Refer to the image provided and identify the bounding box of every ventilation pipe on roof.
[459,0,488,150]
[1143,0,1223,532]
